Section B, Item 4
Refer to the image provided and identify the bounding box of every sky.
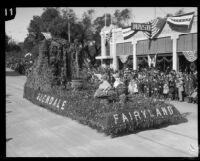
[5,7,197,43]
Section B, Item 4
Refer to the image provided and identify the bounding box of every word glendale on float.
[36,93,66,110]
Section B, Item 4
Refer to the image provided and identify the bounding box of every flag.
[167,12,194,27]
[148,53,157,67]
[122,26,138,40]
[143,17,167,39]
[105,28,113,45]
[105,30,112,43]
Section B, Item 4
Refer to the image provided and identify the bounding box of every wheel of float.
[190,62,196,72]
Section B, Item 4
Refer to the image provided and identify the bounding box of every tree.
[5,33,11,50]
[40,7,61,32]
[113,8,132,27]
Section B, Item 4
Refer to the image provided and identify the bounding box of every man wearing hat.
[94,74,112,98]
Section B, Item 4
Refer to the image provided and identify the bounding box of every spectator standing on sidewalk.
[177,75,184,102]
[163,80,169,100]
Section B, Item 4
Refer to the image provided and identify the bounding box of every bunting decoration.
[182,50,197,62]
[122,26,138,40]
[167,12,194,27]
[143,18,167,39]
[122,17,166,40]
[119,55,130,63]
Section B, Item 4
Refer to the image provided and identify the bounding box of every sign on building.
[131,23,151,32]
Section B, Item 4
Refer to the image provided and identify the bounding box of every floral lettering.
[49,97,54,105]
[122,113,129,123]
[61,100,66,110]
[161,107,168,115]
[113,114,119,124]
[167,106,174,115]
[134,111,141,121]
[156,108,162,117]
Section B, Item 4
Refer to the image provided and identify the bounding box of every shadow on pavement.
[111,117,188,138]
[6,94,12,98]
[6,111,12,113]
[6,100,12,104]
[6,138,13,142]
[181,112,192,117]
[6,70,23,77]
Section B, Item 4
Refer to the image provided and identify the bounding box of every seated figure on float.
[112,72,128,98]
[94,74,112,98]
[128,76,139,96]
[113,73,124,88]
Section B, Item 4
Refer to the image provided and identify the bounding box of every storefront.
[136,37,173,71]
[97,13,197,72]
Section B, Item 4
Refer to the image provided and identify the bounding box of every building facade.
[96,14,197,72]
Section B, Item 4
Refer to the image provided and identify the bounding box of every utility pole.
[68,15,70,43]
[110,14,112,25]
[105,13,106,27]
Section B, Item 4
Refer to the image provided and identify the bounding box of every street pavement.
[6,68,199,157]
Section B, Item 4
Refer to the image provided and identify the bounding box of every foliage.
[112,9,132,27]
[5,37,22,52]
[23,8,132,66]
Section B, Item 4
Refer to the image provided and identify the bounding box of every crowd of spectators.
[88,66,198,104]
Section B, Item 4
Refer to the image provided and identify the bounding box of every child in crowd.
[128,77,138,96]
[163,81,169,100]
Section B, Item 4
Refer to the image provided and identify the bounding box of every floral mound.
[23,85,187,137]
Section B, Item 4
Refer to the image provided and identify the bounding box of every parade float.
[23,36,187,137]
[23,12,192,137]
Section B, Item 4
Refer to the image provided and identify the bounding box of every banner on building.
[122,26,138,40]
[148,54,157,67]
[167,12,194,27]
[131,23,151,32]
[182,50,197,62]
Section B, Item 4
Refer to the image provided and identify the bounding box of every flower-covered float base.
[23,86,187,137]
